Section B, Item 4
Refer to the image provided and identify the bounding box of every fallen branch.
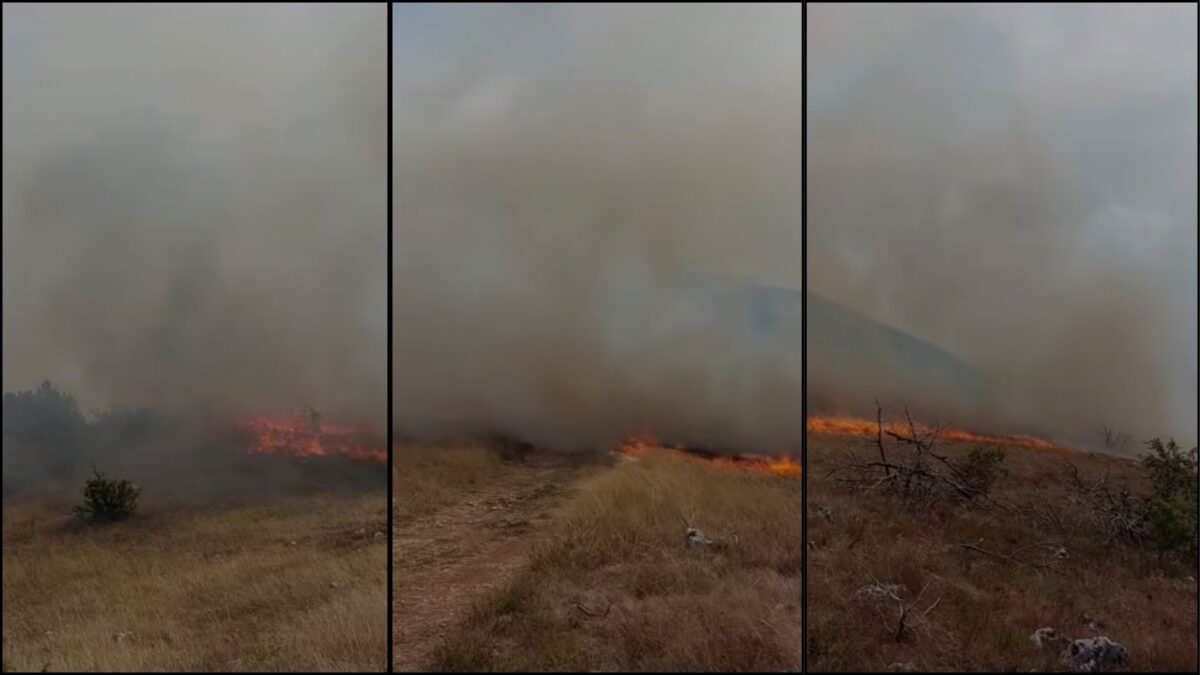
[573,600,612,618]
[958,539,1066,575]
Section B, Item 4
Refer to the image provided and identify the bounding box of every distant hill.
[804,290,985,415]
[663,282,982,409]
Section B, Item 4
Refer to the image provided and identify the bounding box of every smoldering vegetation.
[2,5,386,433]
[392,4,803,453]
[807,4,1197,446]
[2,381,384,503]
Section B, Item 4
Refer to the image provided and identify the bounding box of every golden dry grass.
[426,448,803,672]
[807,432,1198,672]
[2,493,387,672]
[392,440,513,523]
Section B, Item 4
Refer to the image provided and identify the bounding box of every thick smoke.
[808,4,1197,446]
[393,5,804,452]
[2,5,387,429]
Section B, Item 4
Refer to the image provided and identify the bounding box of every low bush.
[74,466,140,522]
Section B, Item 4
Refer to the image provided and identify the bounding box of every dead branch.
[922,594,943,617]
[1100,425,1132,453]
[1060,460,1151,546]
[573,600,612,618]
[828,401,1013,514]
[958,539,1067,575]
[846,529,864,550]
[874,397,891,477]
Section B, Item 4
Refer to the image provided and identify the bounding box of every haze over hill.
[392,4,803,452]
[808,3,1198,445]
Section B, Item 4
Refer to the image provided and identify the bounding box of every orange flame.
[806,415,1060,451]
[616,434,801,477]
[238,415,386,462]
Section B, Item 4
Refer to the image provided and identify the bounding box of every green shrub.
[961,445,1007,495]
[1142,438,1198,555]
[3,380,87,495]
[74,465,140,522]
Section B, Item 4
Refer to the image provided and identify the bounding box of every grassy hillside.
[807,432,1197,672]
[2,492,387,672]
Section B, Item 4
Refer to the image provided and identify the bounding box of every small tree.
[1100,424,1132,453]
[962,445,1007,495]
[1142,438,1198,556]
[74,465,140,522]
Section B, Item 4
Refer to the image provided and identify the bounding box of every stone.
[857,583,906,599]
[1061,636,1130,672]
[1031,627,1067,649]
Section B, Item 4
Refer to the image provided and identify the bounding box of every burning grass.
[425,444,802,672]
[2,493,387,672]
[807,414,1061,451]
[807,430,1198,672]
[617,434,802,477]
[239,414,386,463]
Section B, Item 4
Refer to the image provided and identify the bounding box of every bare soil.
[391,455,585,671]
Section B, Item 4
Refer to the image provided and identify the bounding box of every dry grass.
[808,432,1198,672]
[392,440,512,523]
[2,493,387,672]
[427,449,803,672]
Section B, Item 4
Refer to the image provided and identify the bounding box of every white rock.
[1031,627,1065,649]
[857,583,906,599]
[1061,636,1130,672]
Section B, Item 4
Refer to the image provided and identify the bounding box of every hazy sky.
[809,3,1197,443]
[3,4,387,427]
[392,4,804,450]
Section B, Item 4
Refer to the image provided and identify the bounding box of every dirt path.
[391,456,586,672]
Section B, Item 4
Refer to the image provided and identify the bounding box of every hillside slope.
[807,431,1197,672]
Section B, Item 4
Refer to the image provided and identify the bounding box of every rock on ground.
[1061,636,1130,673]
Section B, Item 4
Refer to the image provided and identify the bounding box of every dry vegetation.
[808,431,1198,672]
[392,439,514,524]
[2,493,387,672]
[400,443,802,672]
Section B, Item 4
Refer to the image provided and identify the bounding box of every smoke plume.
[808,3,1197,446]
[2,4,387,429]
[392,4,804,452]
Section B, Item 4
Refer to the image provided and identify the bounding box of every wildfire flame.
[238,415,386,462]
[616,434,801,477]
[806,415,1061,451]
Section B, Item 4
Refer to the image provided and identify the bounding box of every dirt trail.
[391,455,587,672]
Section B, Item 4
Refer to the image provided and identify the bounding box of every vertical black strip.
[386,1,394,672]
[800,2,809,673]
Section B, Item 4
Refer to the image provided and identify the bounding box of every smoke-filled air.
[2,6,389,671]
[392,4,804,453]
[808,3,1197,447]
[2,4,386,428]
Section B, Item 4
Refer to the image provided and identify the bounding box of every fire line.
[616,434,802,476]
[806,415,1061,451]
[238,415,386,462]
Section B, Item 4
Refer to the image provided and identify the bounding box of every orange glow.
[806,415,1060,451]
[238,415,386,462]
[616,434,801,477]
